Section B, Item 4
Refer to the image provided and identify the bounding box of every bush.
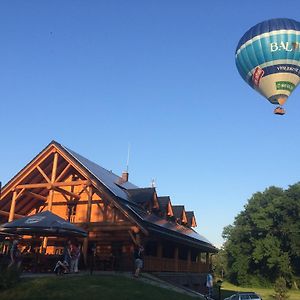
[274,277,289,300]
[0,267,21,290]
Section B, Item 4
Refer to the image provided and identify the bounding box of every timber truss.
[0,144,95,223]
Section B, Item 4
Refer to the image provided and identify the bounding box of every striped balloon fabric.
[235,18,300,109]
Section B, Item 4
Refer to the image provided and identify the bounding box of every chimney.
[121,171,129,182]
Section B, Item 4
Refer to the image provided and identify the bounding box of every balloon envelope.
[235,18,300,106]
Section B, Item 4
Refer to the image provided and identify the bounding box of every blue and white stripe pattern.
[235,18,300,105]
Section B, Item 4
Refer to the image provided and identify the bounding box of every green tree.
[222,183,300,286]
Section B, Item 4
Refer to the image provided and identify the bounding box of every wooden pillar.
[157,242,163,258]
[157,242,163,272]
[174,247,179,272]
[83,185,93,266]
[187,249,191,271]
[197,252,202,272]
[8,191,18,222]
[43,152,59,251]
[86,186,93,222]
[48,152,59,212]
[206,252,210,272]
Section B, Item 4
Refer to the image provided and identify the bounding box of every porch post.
[174,247,179,272]
[157,242,163,258]
[187,249,191,271]
[206,252,211,272]
[157,242,163,272]
[83,185,93,266]
[43,152,59,250]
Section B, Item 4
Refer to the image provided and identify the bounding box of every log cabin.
[0,140,217,274]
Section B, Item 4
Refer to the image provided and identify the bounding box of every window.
[240,295,250,300]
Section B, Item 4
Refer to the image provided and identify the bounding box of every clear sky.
[1,0,300,247]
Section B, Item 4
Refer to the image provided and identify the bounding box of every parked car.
[224,292,262,300]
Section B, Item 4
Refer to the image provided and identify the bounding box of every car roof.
[237,292,257,295]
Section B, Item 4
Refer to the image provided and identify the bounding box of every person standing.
[70,243,81,273]
[8,239,22,269]
[62,240,72,272]
[89,243,97,275]
[133,244,144,278]
[206,272,213,298]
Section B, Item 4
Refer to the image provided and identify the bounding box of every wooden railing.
[143,256,209,273]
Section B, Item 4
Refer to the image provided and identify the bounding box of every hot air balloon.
[235,18,300,115]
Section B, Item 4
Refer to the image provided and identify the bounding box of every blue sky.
[1,0,300,247]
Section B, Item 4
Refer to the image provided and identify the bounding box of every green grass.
[0,275,198,300]
[220,281,300,300]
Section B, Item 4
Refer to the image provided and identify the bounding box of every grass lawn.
[0,274,199,300]
[220,281,300,300]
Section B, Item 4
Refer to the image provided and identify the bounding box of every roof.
[125,203,217,252]
[186,211,196,227]
[62,145,138,201]
[157,196,173,217]
[126,188,156,204]
[172,205,185,220]
[157,196,170,211]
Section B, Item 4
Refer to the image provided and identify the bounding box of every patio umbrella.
[0,211,87,237]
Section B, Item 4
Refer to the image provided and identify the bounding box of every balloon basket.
[274,106,285,115]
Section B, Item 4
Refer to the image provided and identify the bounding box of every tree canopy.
[221,183,300,286]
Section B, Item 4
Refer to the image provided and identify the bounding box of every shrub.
[274,277,289,300]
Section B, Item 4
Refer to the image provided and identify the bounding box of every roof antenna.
[126,142,130,172]
[151,178,156,188]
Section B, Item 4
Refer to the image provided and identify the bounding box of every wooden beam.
[25,191,47,202]
[83,185,93,266]
[0,209,24,219]
[128,230,138,245]
[52,199,102,205]
[187,249,191,270]
[86,186,93,222]
[43,152,59,250]
[53,180,90,187]
[15,188,25,200]
[53,187,81,200]
[174,247,179,272]
[37,166,51,183]
[51,152,59,183]
[17,197,45,215]
[0,145,56,200]
[15,180,89,190]
[157,242,163,258]
[47,152,59,211]
[55,163,71,182]
[5,188,25,218]
[8,191,17,222]
[16,183,51,189]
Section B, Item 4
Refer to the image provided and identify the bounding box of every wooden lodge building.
[0,141,217,274]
